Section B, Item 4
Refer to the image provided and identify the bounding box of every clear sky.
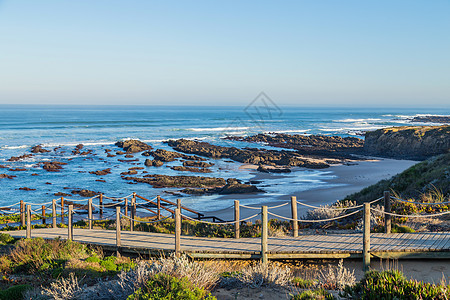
[0,1,449,107]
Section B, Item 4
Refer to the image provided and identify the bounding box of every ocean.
[0,105,449,212]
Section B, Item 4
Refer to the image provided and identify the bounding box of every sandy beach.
[211,157,418,221]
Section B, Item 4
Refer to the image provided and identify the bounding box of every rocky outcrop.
[0,174,15,179]
[182,161,214,168]
[170,166,212,173]
[89,168,111,176]
[411,116,450,124]
[364,126,450,160]
[115,140,153,153]
[142,149,206,162]
[71,189,99,197]
[31,145,51,153]
[182,179,263,195]
[225,133,364,158]
[8,154,33,161]
[144,159,164,167]
[124,174,226,188]
[167,139,329,169]
[257,166,291,173]
[42,161,68,172]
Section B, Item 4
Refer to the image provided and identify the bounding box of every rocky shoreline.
[2,125,448,199]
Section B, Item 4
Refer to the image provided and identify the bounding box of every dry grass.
[239,262,293,288]
[317,259,355,290]
[42,273,83,300]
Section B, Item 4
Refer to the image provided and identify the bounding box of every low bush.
[127,273,216,300]
[292,277,316,289]
[340,270,450,299]
[0,233,14,245]
[0,284,31,300]
[291,289,335,300]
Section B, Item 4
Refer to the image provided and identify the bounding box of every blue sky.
[0,1,449,107]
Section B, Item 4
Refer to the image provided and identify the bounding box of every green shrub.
[291,289,335,300]
[0,284,31,300]
[340,270,450,299]
[391,224,415,233]
[100,257,117,272]
[127,273,216,300]
[0,233,14,245]
[291,277,316,289]
[86,255,101,263]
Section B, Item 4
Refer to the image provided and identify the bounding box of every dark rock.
[171,166,212,173]
[96,179,106,183]
[8,154,33,161]
[115,140,153,153]
[410,116,450,124]
[257,166,291,173]
[18,187,36,191]
[144,159,164,167]
[121,170,138,175]
[71,189,99,197]
[9,168,27,171]
[0,165,8,168]
[125,174,226,188]
[107,153,116,158]
[225,133,364,159]
[0,174,15,179]
[182,161,214,168]
[54,192,72,197]
[118,159,139,163]
[42,161,67,172]
[116,151,125,155]
[45,182,52,185]
[167,139,329,169]
[125,154,134,158]
[143,149,206,162]
[129,167,144,170]
[89,168,112,176]
[31,173,39,176]
[364,126,450,160]
[31,145,51,153]
[181,178,263,195]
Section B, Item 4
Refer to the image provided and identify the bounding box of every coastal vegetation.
[0,236,448,299]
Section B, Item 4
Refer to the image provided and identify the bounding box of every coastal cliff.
[364,126,450,160]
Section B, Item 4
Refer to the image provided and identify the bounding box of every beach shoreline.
[209,157,418,221]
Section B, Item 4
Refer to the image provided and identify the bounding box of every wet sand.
[210,157,418,221]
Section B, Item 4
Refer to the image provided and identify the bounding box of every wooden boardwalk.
[9,228,450,260]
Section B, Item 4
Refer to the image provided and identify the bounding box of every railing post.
[20,200,25,227]
[291,196,298,237]
[26,205,31,239]
[124,198,128,217]
[42,205,46,225]
[175,208,181,257]
[60,197,65,224]
[234,200,240,239]
[157,195,161,220]
[130,196,135,231]
[261,205,268,264]
[99,194,103,218]
[88,198,93,230]
[52,199,57,228]
[384,191,391,234]
[68,205,73,241]
[177,198,181,211]
[116,206,121,248]
[363,202,371,272]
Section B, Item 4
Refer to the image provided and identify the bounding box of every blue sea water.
[0,105,449,213]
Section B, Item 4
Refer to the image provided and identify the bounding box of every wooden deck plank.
[7,228,450,259]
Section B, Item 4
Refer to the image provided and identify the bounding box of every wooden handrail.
[135,195,174,214]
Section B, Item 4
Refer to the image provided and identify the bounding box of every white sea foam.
[188,127,250,132]
[334,118,383,123]
[264,129,311,134]
[0,145,29,150]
